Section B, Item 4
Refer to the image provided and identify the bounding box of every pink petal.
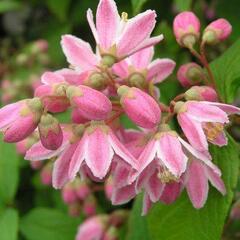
[112,60,129,79]
[85,128,114,179]
[145,170,164,202]
[111,183,136,205]
[209,131,228,146]
[201,101,240,115]
[160,182,182,204]
[147,59,176,83]
[158,134,187,176]
[52,143,78,189]
[68,137,86,180]
[109,131,138,170]
[205,167,226,195]
[87,9,99,44]
[142,192,152,216]
[178,113,208,152]
[41,71,65,85]
[61,35,98,71]
[0,101,22,129]
[130,47,154,69]
[96,0,120,50]
[186,102,229,123]
[55,68,89,85]
[117,10,157,57]
[186,161,209,209]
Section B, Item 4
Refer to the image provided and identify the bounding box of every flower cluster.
[0,0,239,233]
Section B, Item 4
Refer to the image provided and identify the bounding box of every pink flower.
[173,11,200,47]
[175,101,240,152]
[203,18,232,44]
[76,215,108,240]
[117,86,161,128]
[184,86,218,102]
[68,121,138,182]
[66,85,112,120]
[177,62,203,87]
[38,114,63,150]
[185,159,226,208]
[0,98,43,142]
[87,0,163,61]
[112,47,175,90]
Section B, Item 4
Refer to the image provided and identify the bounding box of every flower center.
[203,122,224,142]
[157,169,179,183]
[128,72,146,89]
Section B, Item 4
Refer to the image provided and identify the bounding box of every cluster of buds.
[76,210,128,240]
[0,0,239,233]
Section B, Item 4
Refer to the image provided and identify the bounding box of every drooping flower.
[174,101,240,152]
[117,85,161,128]
[0,98,43,142]
[173,11,200,48]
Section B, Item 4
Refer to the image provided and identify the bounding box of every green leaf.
[20,208,81,240]
[174,0,192,11]
[145,136,239,240]
[0,138,19,204]
[0,1,21,13]
[45,0,71,22]
[131,0,148,15]
[126,195,149,240]
[211,38,240,102]
[0,208,19,240]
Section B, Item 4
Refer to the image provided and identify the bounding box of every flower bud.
[86,72,108,91]
[173,11,200,48]
[30,160,43,170]
[74,178,91,200]
[62,182,78,204]
[38,114,63,150]
[177,63,203,87]
[3,98,43,143]
[16,133,38,155]
[68,202,81,217]
[203,19,232,45]
[110,210,129,227]
[31,39,48,54]
[83,195,97,217]
[40,162,53,186]
[185,86,218,102]
[103,226,118,240]
[71,108,89,124]
[128,73,147,89]
[118,86,161,128]
[66,85,112,120]
[104,177,114,200]
[230,199,240,220]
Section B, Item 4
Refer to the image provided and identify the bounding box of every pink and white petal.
[200,102,240,115]
[55,68,89,85]
[41,71,65,85]
[85,129,114,179]
[61,35,98,71]
[186,161,209,209]
[52,143,78,189]
[160,182,182,204]
[147,59,176,83]
[109,131,138,170]
[209,131,228,147]
[96,0,120,50]
[205,167,226,195]
[145,170,164,202]
[130,47,154,69]
[158,134,187,176]
[68,137,86,180]
[0,101,22,129]
[142,192,153,216]
[112,60,129,79]
[138,139,158,172]
[117,10,157,57]
[186,102,229,123]
[127,35,163,57]
[178,113,208,152]
[87,9,99,44]
[111,183,136,205]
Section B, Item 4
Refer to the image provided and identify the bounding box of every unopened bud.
[83,194,97,217]
[185,86,218,102]
[62,182,78,204]
[74,178,91,200]
[40,162,53,186]
[101,54,117,67]
[87,72,108,90]
[230,199,240,220]
[104,177,114,200]
[128,72,147,89]
[68,202,81,217]
[38,114,63,150]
